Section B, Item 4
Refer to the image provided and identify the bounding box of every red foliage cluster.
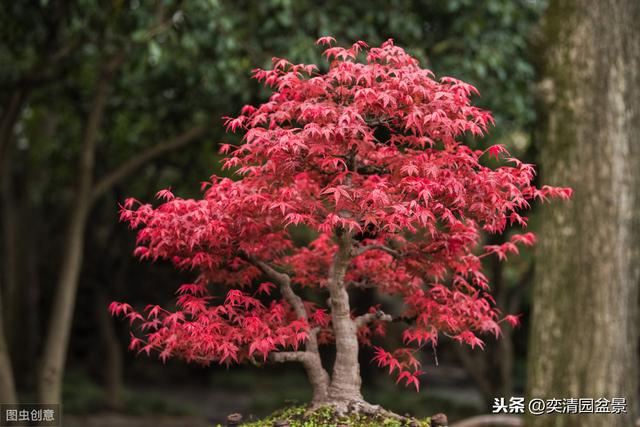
[112,38,570,391]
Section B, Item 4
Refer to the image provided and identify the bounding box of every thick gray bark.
[326,232,362,404]
[250,231,370,409]
[526,1,640,427]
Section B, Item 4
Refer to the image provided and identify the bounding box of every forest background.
[1,1,638,426]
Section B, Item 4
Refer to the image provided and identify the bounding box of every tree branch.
[91,124,209,203]
[243,254,307,320]
[246,255,291,287]
[249,253,330,401]
[269,351,309,363]
[355,310,393,328]
[7,38,83,90]
[355,244,401,258]
[355,165,390,175]
[347,280,376,289]
[242,253,328,400]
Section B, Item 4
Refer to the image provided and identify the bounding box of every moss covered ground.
[221,405,431,427]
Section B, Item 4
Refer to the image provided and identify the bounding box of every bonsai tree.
[111,38,570,414]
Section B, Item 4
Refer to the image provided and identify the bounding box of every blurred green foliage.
[2,0,544,187]
[62,371,193,416]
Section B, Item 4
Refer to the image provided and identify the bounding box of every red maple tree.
[111,38,570,412]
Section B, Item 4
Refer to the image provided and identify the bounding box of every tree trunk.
[0,103,21,405]
[1,152,19,360]
[526,1,640,427]
[0,89,28,168]
[265,231,367,411]
[23,216,41,390]
[493,254,515,400]
[2,147,39,390]
[0,291,17,403]
[37,56,120,404]
[326,233,363,405]
[95,289,124,410]
[36,54,208,404]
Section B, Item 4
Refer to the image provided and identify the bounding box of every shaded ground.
[65,414,210,427]
[63,364,484,426]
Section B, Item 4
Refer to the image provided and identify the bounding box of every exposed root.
[305,399,411,422]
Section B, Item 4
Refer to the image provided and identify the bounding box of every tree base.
[238,403,430,427]
[308,398,405,419]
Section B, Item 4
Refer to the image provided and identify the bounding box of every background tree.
[526,1,640,427]
[1,0,215,404]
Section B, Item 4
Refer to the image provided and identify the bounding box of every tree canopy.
[111,39,570,413]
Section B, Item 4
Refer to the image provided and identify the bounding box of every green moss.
[217,405,431,427]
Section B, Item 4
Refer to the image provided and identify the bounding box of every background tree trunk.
[37,55,120,404]
[0,108,20,404]
[526,1,640,427]
[1,152,19,362]
[0,291,17,403]
[0,89,28,168]
[36,55,208,403]
[95,288,124,410]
